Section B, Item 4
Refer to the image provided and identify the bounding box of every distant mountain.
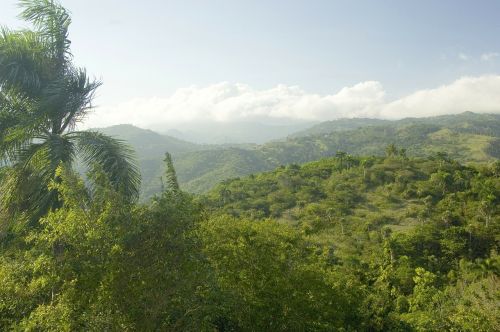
[164,121,315,144]
[396,112,500,137]
[291,112,500,138]
[97,124,201,156]
[289,118,391,137]
[94,113,500,197]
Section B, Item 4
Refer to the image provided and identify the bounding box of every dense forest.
[1,1,499,331]
[2,147,499,330]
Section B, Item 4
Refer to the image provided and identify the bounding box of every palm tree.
[335,151,347,169]
[344,154,355,169]
[385,143,398,157]
[219,187,232,205]
[399,148,407,159]
[360,157,375,178]
[0,0,140,223]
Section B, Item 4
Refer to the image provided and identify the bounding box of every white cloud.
[481,52,499,61]
[458,53,469,61]
[381,75,500,118]
[83,81,386,129]
[82,75,500,129]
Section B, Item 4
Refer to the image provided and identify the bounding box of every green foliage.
[0,0,140,224]
[198,216,364,331]
[0,165,205,330]
[1,149,499,331]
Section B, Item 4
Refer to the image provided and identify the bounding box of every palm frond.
[0,28,50,95]
[0,92,22,134]
[0,132,75,226]
[69,131,141,200]
[0,164,58,227]
[61,68,101,131]
[38,66,101,133]
[16,133,75,178]
[19,0,72,65]
[0,91,50,162]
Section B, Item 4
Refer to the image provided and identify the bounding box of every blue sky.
[1,0,500,128]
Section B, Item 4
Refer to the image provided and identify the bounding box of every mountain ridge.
[93,112,500,197]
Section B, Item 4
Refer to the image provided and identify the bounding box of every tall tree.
[163,152,179,193]
[0,0,140,223]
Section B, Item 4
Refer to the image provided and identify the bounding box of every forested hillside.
[109,112,499,196]
[289,117,391,137]
[175,113,500,192]
[2,150,498,330]
[260,112,500,165]
[292,112,500,138]
[201,152,500,330]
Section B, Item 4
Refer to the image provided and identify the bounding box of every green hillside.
[294,112,500,138]
[198,153,500,330]
[203,152,499,231]
[175,112,500,193]
[397,112,500,137]
[174,148,272,193]
[96,113,500,197]
[290,117,391,137]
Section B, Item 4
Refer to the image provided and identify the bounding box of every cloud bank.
[83,75,500,130]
